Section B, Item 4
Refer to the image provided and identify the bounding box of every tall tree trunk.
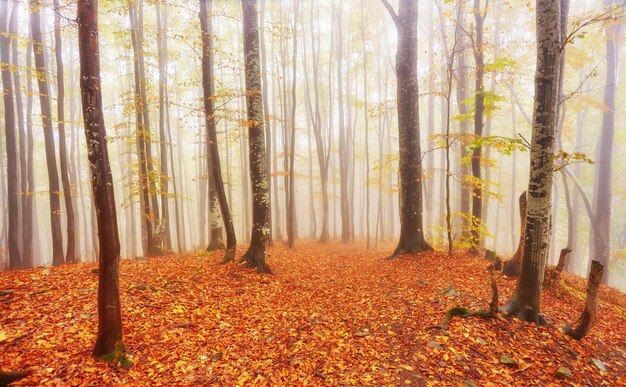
[77,0,123,357]
[240,0,271,273]
[483,0,500,248]
[53,0,77,264]
[198,1,225,252]
[501,0,561,324]
[10,1,30,267]
[469,0,488,252]
[1,0,20,269]
[454,0,471,239]
[128,0,159,256]
[30,1,64,266]
[335,2,350,244]
[590,0,622,283]
[200,0,235,261]
[259,0,273,245]
[286,0,300,249]
[381,0,431,257]
[156,2,173,253]
[310,0,330,243]
[361,0,370,249]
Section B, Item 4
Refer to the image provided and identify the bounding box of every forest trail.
[1,242,625,385]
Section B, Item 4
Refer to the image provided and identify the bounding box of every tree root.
[499,300,548,326]
[430,264,499,330]
[238,246,271,274]
[387,238,433,260]
[0,370,29,386]
[220,249,235,264]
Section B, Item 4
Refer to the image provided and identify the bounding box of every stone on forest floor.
[500,355,519,367]
[590,358,606,372]
[555,367,572,379]
[443,287,459,298]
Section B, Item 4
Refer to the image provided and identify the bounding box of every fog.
[0,0,624,291]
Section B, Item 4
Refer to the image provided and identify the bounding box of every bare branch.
[380,0,398,25]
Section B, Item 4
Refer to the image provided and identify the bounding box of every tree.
[335,2,351,244]
[156,1,173,253]
[590,0,623,282]
[30,0,64,266]
[77,0,123,358]
[501,0,561,323]
[53,0,77,264]
[1,0,20,269]
[286,0,300,249]
[11,1,34,269]
[200,0,236,261]
[128,0,160,256]
[381,0,431,258]
[240,0,271,273]
[469,0,488,252]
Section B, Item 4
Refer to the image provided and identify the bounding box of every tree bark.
[501,0,561,324]
[259,0,273,245]
[286,0,300,249]
[564,260,603,340]
[1,0,20,269]
[9,1,31,268]
[381,0,431,258]
[53,0,77,264]
[503,191,526,276]
[590,0,622,283]
[469,0,487,252]
[200,0,235,261]
[454,0,471,240]
[156,2,173,253]
[240,0,271,273]
[309,0,330,243]
[128,0,159,256]
[30,1,64,266]
[77,0,123,357]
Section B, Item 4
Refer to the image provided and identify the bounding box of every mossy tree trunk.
[501,0,561,324]
[240,0,271,273]
[381,0,431,258]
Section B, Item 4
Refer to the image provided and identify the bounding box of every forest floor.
[1,242,625,386]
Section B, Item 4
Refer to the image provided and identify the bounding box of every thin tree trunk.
[53,0,77,264]
[77,0,123,357]
[1,0,20,269]
[10,2,30,267]
[590,0,622,283]
[156,2,172,253]
[455,1,471,239]
[128,0,158,256]
[335,2,350,244]
[30,1,64,266]
[361,0,370,249]
[287,0,300,249]
[259,0,273,244]
[200,0,235,261]
[469,0,488,252]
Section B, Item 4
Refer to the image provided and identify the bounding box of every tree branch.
[380,0,398,25]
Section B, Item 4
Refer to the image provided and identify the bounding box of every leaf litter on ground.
[1,241,625,385]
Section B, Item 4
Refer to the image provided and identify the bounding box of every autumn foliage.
[1,243,625,385]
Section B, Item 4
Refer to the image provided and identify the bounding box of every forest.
[1,0,625,385]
